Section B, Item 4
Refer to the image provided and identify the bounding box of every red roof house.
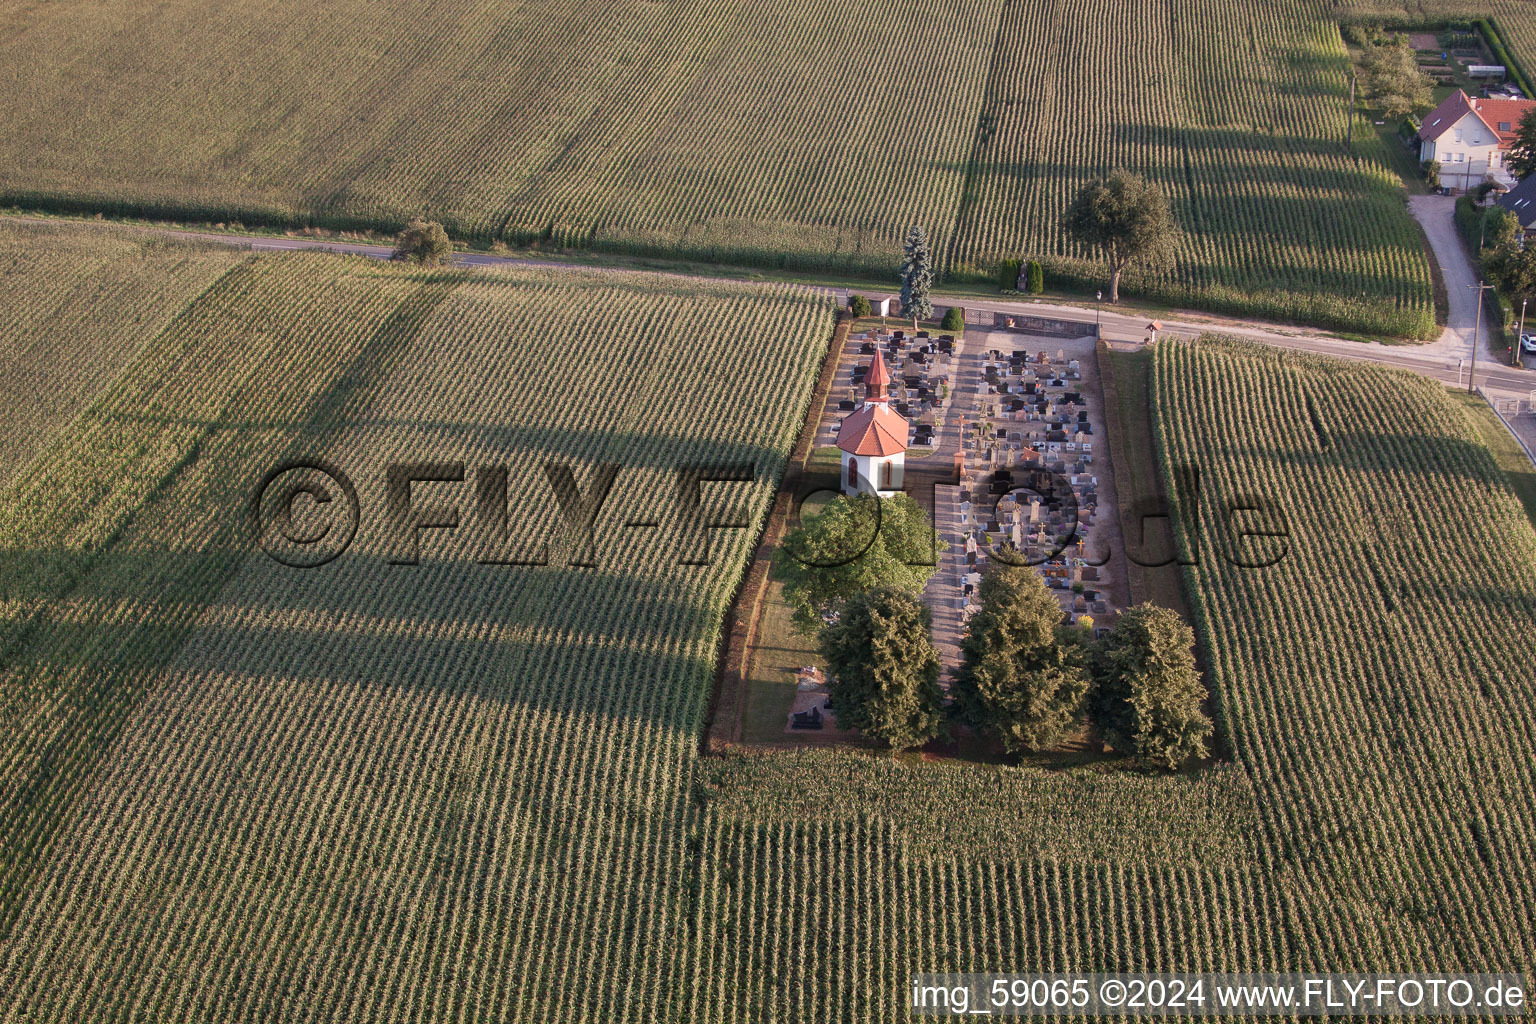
[1419,90,1535,188]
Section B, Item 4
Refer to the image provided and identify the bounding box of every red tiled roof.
[836,402,908,456]
[864,349,890,400]
[1474,97,1535,145]
[1421,89,1535,146]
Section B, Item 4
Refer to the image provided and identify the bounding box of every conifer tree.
[821,587,943,750]
[952,565,1089,753]
[1089,603,1211,769]
[900,225,933,328]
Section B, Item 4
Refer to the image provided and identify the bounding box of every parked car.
[1522,333,1536,355]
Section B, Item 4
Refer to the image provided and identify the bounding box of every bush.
[940,306,965,332]
[1422,160,1440,190]
[849,294,871,317]
[1026,260,1045,294]
[998,258,1022,290]
[391,218,451,264]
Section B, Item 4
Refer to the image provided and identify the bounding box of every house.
[1419,90,1535,190]
[1497,174,1536,239]
[836,348,907,496]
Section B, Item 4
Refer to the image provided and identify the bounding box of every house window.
[1500,122,1511,132]
[848,459,857,488]
[881,461,892,488]
[1455,129,1463,143]
[1453,153,1465,163]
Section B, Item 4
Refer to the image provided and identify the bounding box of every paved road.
[11,211,1534,412]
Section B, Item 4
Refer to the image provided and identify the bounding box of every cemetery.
[813,324,957,454]
[919,317,1128,677]
[778,312,1130,735]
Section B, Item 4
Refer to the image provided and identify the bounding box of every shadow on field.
[1227,432,1507,487]
[95,409,788,474]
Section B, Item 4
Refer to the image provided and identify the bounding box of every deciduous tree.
[1484,206,1520,251]
[1359,34,1433,120]
[821,587,944,750]
[1488,242,1536,308]
[1061,170,1177,303]
[392,218,451,264]
[952,565,1090,753]
[1508,108,1536,181]
[774,493,943,633]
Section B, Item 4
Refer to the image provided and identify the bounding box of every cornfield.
[1,233,1531,1020]
[0,227,835,1021]
[0,0,1488,335]
[1153,337,1536,981]
[951,0,1440,338]
[0,222,243,485]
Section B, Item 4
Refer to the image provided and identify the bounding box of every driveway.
[1407,194,1478,363]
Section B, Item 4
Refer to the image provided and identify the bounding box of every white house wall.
[1422,112,1514,188]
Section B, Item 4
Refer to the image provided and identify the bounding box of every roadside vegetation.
[390,218,451,264]
[1454,187,1535,358]
[1060,171,1177,305]
[0,0,1494,336]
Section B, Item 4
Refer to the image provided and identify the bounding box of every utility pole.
[1346,70,1357,162]
[1517,297,1529,367]
[1469,280,1495,393]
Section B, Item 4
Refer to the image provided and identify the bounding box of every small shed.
[863,295,893,317]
